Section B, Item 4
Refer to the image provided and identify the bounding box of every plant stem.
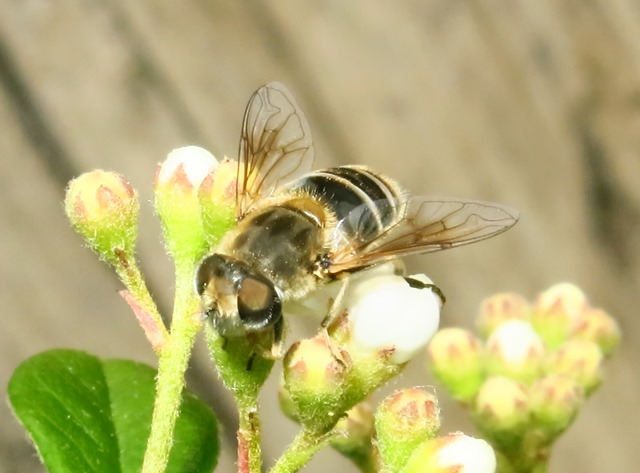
[237,398,262,473]
[270,428,334,473]
[114,249,168,350]
[141,263,202,473]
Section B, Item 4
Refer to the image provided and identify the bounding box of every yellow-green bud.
[155,146,217,263]
[548,339,603,395]
[477,293,530,338]
[570,307,621,357]
[485,320,545,382]
[376,387,441,472]
[199,157,237,248]
[64,170,138,265]
[282,335,349,431]
[531,283,589,349]
[402,433,497,473]
[530,374,584,440]
[278,383,299,423]
[427,328,484,402]
[473,376,530,445]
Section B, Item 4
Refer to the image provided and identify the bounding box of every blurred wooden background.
[1,1,639,471]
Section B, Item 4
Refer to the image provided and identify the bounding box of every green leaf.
[8,349,218,473]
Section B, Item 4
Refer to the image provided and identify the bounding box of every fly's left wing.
[236,82,315,218]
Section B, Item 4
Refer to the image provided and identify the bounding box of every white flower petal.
[487,320,544,365]
[159,146,218,187]
[349,272,440,364]
[436,433,496,473]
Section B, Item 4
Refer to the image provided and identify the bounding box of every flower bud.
[477,293,530,338]
[532,283,589,349]
[530,374,583,439]
[548,340,603,394]
[402,433,497,473]
[376,387,440,472]
[155,146,218,262]
[427,328,484,402]
[348,273,441,365]
[570,307,621,357]
[64,170,138,265]
[282,335,349,430]
[278,383,299,423]
[199,157,237,247]
[473,377,530,443]
[485,320,545,382]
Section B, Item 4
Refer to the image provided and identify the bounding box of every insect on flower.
[196,82,519,359]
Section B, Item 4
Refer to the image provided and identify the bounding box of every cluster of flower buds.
[427,283,620,470]
[375,387,497,473]
[65,146,237,270]
[280,264,443,434]
[276,264,480,470]
[64,147,238,351]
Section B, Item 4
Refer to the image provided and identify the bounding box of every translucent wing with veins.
[328,196,519,274]
[236,82,315,218]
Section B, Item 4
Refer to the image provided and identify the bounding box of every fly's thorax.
[216,195,329,298]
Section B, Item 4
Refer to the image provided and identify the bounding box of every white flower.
[346,266,441,364]
[157,146,218,190]
[434,433,496,473]
[535,282,589,320]
[486,320,545,366]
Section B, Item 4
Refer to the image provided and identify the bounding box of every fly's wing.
[236,82,314,218]
[328,196,519,274]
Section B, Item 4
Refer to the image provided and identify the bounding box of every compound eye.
[237,276,282,331]
[195,255,226,295]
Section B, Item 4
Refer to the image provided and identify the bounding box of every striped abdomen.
[287,165,404,243]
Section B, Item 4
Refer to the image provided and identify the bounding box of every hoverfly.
[196,82,518,359]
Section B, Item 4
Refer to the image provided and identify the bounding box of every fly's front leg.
[319,277,351,367]
[321,276,350,329]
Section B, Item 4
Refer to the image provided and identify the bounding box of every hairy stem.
[270,428,335,473]
[141,263,201,473]
[237,398,263,473]
[114,249,168,352]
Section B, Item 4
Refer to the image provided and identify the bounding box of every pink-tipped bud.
[532,283,590,349]
[64,170,138,265]
[199,157,238,247]
[155,146,218,261]
[485,320,545,382]
[477,292,530,338]
[403,433,497,473]
[548,339,603,395]
[155,146,218,194]
[282,335,349,429]
[427,328,484,402]
[530,374,584,439]
[570,307,621,357]
[375,387,441,472]
[474,376,530,437]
